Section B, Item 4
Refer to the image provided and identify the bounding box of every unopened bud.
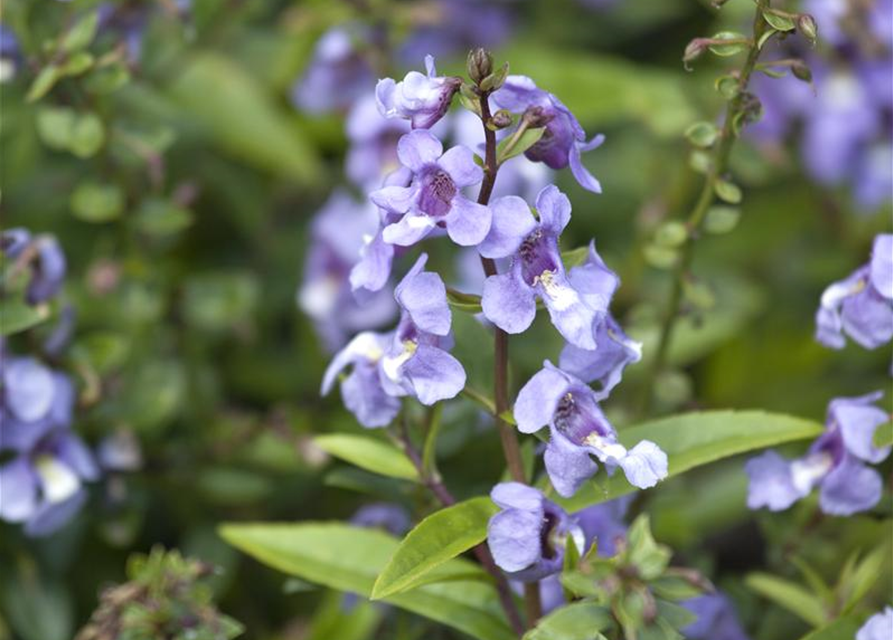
[522,106,553,129]
[791,60,813,83]
[467,48,493,85]
[683,39,707,70]
[490,109,513,129]
[797,13,818,43]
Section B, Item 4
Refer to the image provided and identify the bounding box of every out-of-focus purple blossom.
[515,361,668,497]
[349,209,402,295]
[292,26,375,115]
[0,227,31,257]
[0,24,21,83]
[575,494,633,557]
[323,255,465,426]
[43,304,77,358]
[746,391,891,516]
[857,607,893,640]
[371,130,490,248]
[815,234,893,350]
[345,96,411,190]
[805,0,893,48]
[1,230,67,306]
[0,430,99,537]
[376,55,461,130]
[492,76,604,193]
[1,357,75,453]
[298,190,397,351]
[487,482,585,582]
[682,594,750,640]
[350,502,411,536]
[97,429,143,473]
[479,186,602,348]
[399,0,513,63]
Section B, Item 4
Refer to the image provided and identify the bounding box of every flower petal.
[370,185,415,214]
[382,213,437,246]
[544,429,599,498]
[830,392,891,463]
[534,185,571,235]
[745,450,805,511]
[482,271,536,335]
[479,195,537,259]
[870,233,893,300]
[618,440,668,489]
[402,344,466,405]
[439,145,483,188]
[446,196,491,246]
[341,363,401,428]
[491,481,544,512]
[819,454,882,516]
[0,458,38,522]
[397,130,443,172]
[488,509,542,573]
[395,255,451,336]
[513,362,572,434]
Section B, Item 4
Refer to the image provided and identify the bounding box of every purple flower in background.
[298,190,397,351]
[292,26,375,114]
[349,210,402,295]
[555,241,642,396]
[0,430,99,537]
[1,357,75,453]
[816,234,893,350]
[746,392,891,516]
[378,254,466,404]
[376,55,461,130]
[0,24,21,83]
[479,186,600,348]
[492,76,604,193]
[350,502,411,536]
[97,429,143,473]
[1,229,67,306]
[515,361,668,497]
[858,607,893,640]
[371,130,490,248]
[0,227,31,257]
[487,482,585,581]
[399,0,513,63]
[682,594,750,640]
[345,96,411,190]
[575,494,633,557]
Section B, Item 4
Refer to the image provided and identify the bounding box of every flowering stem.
[476,83,542,630]
[393,416,525,635]
[642,1,770,414]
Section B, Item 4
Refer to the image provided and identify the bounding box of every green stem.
[642,1,771,414]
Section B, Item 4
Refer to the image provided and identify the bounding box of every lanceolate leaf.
[371,497,498,600]
[1,301,51,336]
[796,617,861,640]
[745,572,827,627]
[314,434,419,482]
[523,601,613,640]
[220,523,514,640]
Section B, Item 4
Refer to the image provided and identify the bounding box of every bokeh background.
[1,0,890,638]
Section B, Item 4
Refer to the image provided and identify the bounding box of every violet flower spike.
[486,482,585,582]
[371,130,491,248]
[480,186,601,349]
[492,75,604,193]
[514,361,668,498]
[815,233,893,350]
[746,391,892,516]
[375,55,461,130]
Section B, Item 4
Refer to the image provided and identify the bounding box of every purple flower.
[682,594,750,640]
[0,227,31,257]
[371,130,491,248]
[376,55,461,130]
[492,76,604,193]
[345,96,411,190]
[555,241,642,396]
[815,234,893,350]
[350,502,411,536]
[97,429,143,472]
[514,361,668,498]
[291,26,375,114]
[746,392,891,516]
[349,210,401,295]
[1,357,75,453]
[479,186,602,348]
[0,24,21,83]
[574,495,633,557]
[858,607,893,640]
[0,430,99,537]
[298,190,397,351]
[323,255,465,426]
[487,482,584,582]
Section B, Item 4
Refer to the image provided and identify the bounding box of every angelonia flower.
[322,254,465,427]
[857,607,893,640]
[370,129,491,249]
[298,189,397,352]
[815,234,893,350]
[556,242,642,396]
[514,361,668,497]
[376,55,462,130]
[480,187,605,349]
[0,24,21,83]
[682,594,751,640]
[746,392,891,516]
[398,0,513,63]
[292,26,375,114]
[0,356,99,537]
[345,96,411,191]
[1,228,67,305]
[574,494,633,558]
[491,76,604,193]
[487,482,585,582]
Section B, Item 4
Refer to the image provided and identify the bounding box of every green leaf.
[523,601,612,640]
[762,10,796,32]
[654,221,688,248]
[135,199,194,236]
[168,54,321,184]
[558,410,824,511]
[704,206,741,234]
[626,515,672,580]
[314,434,418,482]
[371,497,498,600]
[840,544,888,613]
[60,11,99,52]
[715,75,740,100]
[708,32,750,57]
[26,65,62,102]
[446,288,483,313]
[70,182,124,223]
[872,420,893,448]
[714,179,742,204]
[220,523,514,640]
[796,617,861,640]
[182,272,258,332]
[1,300,51,336]
[562,245,591,269]
[69,113,105,158]
[59,52,94,77]
[684,121,719,148]
[496,127,545,164]
[745,572,827,627]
